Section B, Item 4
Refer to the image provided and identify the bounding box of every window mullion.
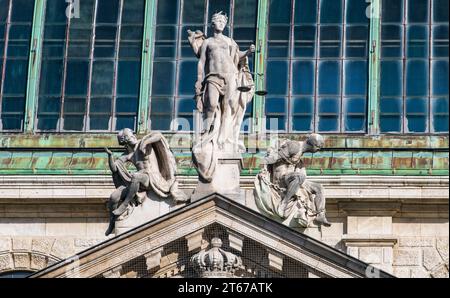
[253,0,269,136]
[137,0,157,134]
[367,0,382,135]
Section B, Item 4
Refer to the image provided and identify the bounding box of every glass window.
[0,0,35,131]
[150,0,257,132]
[266,0,369,133]
[380,0,449,133]
[36,0,145,132]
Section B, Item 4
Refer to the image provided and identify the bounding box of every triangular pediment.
[29,194,394,278]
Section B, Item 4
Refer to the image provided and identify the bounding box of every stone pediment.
[29,194,394,278]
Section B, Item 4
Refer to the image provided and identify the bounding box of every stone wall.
[0,175,448,278]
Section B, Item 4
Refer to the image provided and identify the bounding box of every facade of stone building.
[0,0,449,278]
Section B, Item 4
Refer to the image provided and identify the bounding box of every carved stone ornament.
[254,134,331,228]
[191,237,242,278]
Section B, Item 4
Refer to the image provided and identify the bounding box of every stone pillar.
[102,265,123,278]
[342,216,398,275]
[191,151,244,204]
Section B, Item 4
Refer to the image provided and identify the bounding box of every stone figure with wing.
[104,129,188,236]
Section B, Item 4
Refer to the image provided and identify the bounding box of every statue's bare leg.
[218,77,237,148]
[203,85,220,134]
[105,186,126,236]
[278,173,306,217]
[307,181,331,227]
[113,173,150,216]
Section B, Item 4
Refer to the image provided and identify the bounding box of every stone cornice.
[29,194,395,278]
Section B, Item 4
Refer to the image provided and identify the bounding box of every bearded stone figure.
[254,134,332,228]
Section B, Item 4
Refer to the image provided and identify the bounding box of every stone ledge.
[342,235,398,247]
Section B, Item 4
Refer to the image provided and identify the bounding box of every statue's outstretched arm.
[238,44,255,59]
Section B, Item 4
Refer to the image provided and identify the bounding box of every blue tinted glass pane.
[293,25,316,57]
[380,97,402,113]
[432,25,449,57]
[122,0,145,24]
[265,97,287,114]
[3,59,27,94]
[346,25,369,57]
[1,115,23,130]
[151,114,172,130]
[268,25,290,57]
[91,61,114,95]
[178,60,197,96]
[234,0,257,25]
[152,61,175,95]
[151,97,173,114]
[295,0,317,24]
[345,97,366,113]
[292,61,315,95]
[39,60,63,95]
[380,98,402,132]
[157,0,179,24]
[380,61,403,96]
[90,98,111,113]
[318,115,339,131]
[45,0,69,22]
[269,0,292,23]
[319,25,342,57]
[11,0,34,22]
[37,97,61,113]
[182,0,205,24]
[292,97,313,131]
[115,116,136,130]
[64,98,86,113]
[318,97,339,113]
[408,0,429,23]
[0,0,9,22]
[96,0,119,23]
[65,61,89,95]
[406,60,428,96]
[407,25,429,58]
[318,61,340,95]
[63,115,84,131]
[320,0,342,23]
[37,115,59,130]
[344,115,365,131]
[344,60,367,95]
[406,98,428,132]
[432,60,449,96]
[89,116,110,130]
[432,97,449,132]
[381,25,403,57]
[2,97,24,113]
[117,61,141,95]
[346,0,369,24]
[266,61,288,95]
[116,97,138,113]
[382,0,403,23]
[434,0,449,22]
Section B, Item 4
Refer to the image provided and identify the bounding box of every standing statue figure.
[188,12,255,182]
[254,134,331,228]
[104,128,189,236]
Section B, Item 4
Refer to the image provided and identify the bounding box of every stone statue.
[188,12,255,182]
[254,134,331,228]
[104,128,188,236]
